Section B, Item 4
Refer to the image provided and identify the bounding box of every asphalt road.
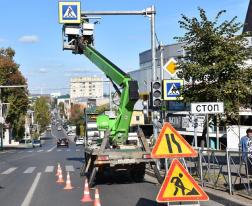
[0,123,226,206]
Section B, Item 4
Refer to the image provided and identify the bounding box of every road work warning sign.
[156,159,209,202]
[59,1,81,24]
[151,123,197,158]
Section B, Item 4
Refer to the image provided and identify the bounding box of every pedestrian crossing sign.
[163,79,184,100]
[59,1,81,24]
[156,159,209,202]
[151,123,197,158]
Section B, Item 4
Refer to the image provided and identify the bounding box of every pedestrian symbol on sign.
[59,2,81,24]
[167,83,180,96]
[63,6,77,19]
[163,79,184,100]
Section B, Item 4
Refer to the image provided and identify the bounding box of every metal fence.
[183,149,252,198]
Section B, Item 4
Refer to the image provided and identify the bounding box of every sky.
[0,0,249,94]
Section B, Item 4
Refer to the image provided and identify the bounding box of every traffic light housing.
[151,81,162,109]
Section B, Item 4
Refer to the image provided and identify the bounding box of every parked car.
[75,138,84,146]
[57,126,62,131]
[67,130,76,136]
[32,139,42,148]
[19,139,33,148]
[47,125,52,131]
[57,138,69,147]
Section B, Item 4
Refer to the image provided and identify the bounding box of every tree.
[69,104,83,125]
[34,97,51,133]
[176,8,252,124]
[0,48,29,141]
[58,102,66,119]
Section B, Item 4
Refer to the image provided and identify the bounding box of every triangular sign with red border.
[151,122,197,158]
[157,159,209,203]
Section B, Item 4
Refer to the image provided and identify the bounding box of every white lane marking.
[45,166,54,173]
[47,145,56,152]
[76,149,80,152]
[0,151,7,154]
[24,167,36,174]
[37,150,43,153]
[57,149,62,152]
[65,165,75,172]
[1,167,17,174]
[18,151,24,154]
[8,150,16,153]
[27,150,33,153]
[66,149,70,152]
[21,172,41,206]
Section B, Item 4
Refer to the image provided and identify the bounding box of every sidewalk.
[145,167,252,206]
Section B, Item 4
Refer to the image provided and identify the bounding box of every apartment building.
[70,76,103,101]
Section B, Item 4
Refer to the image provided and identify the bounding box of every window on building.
[136,116,140,121]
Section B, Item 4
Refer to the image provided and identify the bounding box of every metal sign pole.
[206,114,209,150]
[216,114,219,150]
[194,114,198,148]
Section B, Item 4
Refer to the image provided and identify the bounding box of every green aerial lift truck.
[61,19,156,186]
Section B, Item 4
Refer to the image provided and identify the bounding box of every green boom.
[82,45,139,145]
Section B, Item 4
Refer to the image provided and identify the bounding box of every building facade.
[129,42,185,95]
[70,76,103,101]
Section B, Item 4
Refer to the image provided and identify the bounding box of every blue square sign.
[59,2,81,24]
[163,79,184,100]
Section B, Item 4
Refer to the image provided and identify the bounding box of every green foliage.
[0,47,28,140]
[176,8,252,123]
[69,104,83,125]
[96,103,109,114]
[58,102,66,119]
[79,124,85,137]
[34,97,51,133]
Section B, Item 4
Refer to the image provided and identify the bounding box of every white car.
[57,126,62,131]
[32,140,42,148]
[75,138,84,146]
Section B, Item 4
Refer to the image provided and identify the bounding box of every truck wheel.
[130,163,146,182]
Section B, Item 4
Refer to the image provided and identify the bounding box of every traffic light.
[151,81,162,108]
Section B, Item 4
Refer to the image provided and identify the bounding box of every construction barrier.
[182,149,252,198]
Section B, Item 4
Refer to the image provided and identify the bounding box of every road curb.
[205,188,249,206]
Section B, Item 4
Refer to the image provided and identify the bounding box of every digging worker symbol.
[171,173,199,196]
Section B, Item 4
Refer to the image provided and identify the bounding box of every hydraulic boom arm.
[79,44,139,145]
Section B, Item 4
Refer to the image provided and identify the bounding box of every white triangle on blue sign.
[168,83,180,95]
[63,6,77,18]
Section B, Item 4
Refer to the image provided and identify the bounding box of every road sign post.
[58,1,81,24]
[151,123,208,205]
[163,58,177,76]
[151,123,197,158]
[194,114,198,148]
[156,159,209,203]
[163,79,184,101]
[191,102,224,150]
